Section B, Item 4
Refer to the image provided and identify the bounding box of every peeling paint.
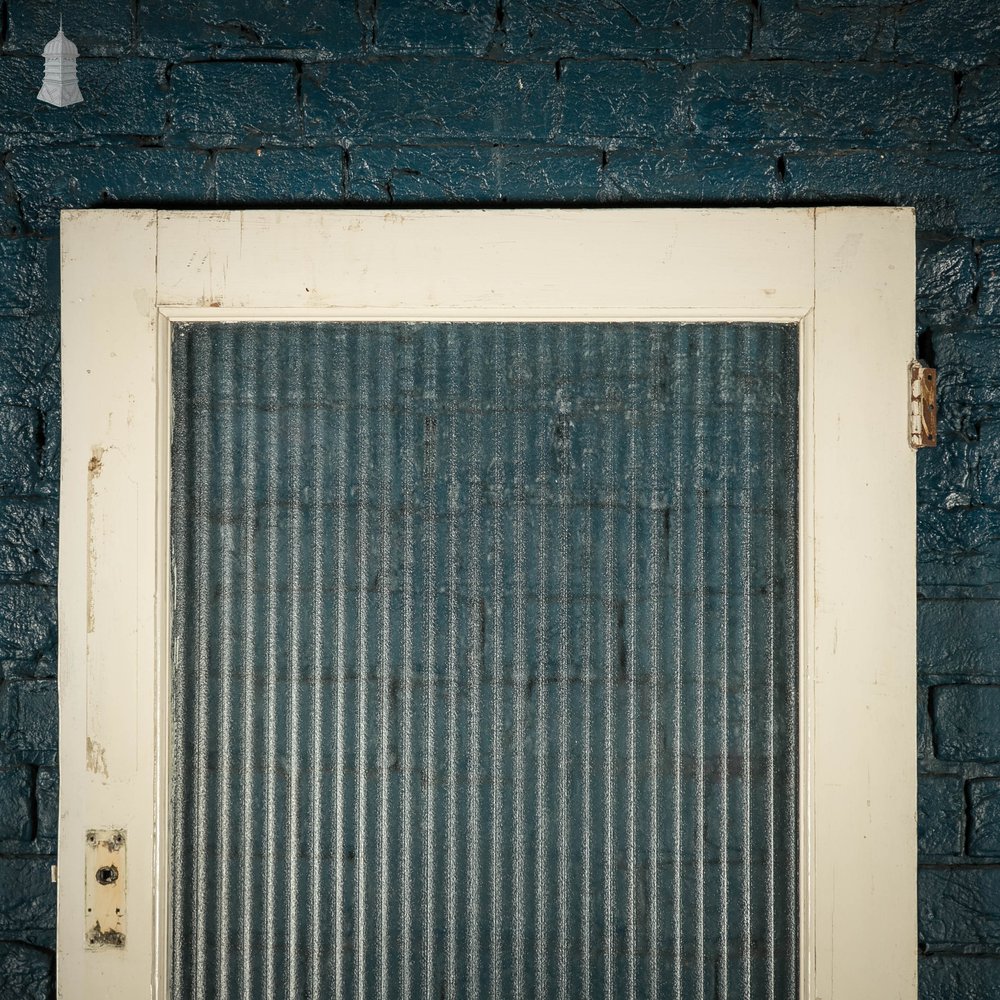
[86,446,104,635]
[86,735,108,778]
[86,924,125,949]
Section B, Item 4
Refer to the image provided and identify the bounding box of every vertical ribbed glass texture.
[170,321,798,1000]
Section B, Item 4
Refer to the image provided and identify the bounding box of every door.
[57,208,917,999]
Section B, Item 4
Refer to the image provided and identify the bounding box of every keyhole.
[95,865,119,886]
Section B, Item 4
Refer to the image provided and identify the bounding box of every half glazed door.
[57,208,917,1000]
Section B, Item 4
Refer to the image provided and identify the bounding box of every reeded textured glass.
[170,321,798,1000]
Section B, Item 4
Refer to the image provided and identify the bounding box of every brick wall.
[1,1,997,997]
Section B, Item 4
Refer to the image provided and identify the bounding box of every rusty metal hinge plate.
[910,361,938,449]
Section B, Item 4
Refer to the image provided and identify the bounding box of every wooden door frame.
[58,207,917,999]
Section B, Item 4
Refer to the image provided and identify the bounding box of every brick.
[895,0,1000,70]
[1,656,56,681]
[0,58,168,141]
[917,413,985,506]
[503,0,751,60]
[918,323,1000,414]
[0,500,57,584]
[0,766,32,841]
[935,392,1000,451]
[0,679,57,754]
[979,244,1000,322]
[34,767,57,841]
[215,147,344,204]
[347,145,602,203]
[168,61,301,146]
[602,146,784,204]
[0,588,56,659]
[917,429,972,509]
[784,150,1000,239]
[37,409,58,493]
[919,506,1000,598]
[6,146,213,233]
[0,858,55,933]
[0,942,52,1000]
[303,59,557,144]
[0,241,49,315]
[919,776,964,857]
[919,684,935,763]
[930,329,1000,407]
[0,406,41,491]
[951,361,995,421]
[138,0,361,58]
[920,866,1000,950]
[917,238,976,325]
[933,684,1000,761]
[968,422,1000,507]
[690,63,952,146]
[919,603,1000,679]
[559,60,688,144]
[753,0,893,61]
[961,70,1000,152]
[4,0,130,56]
[798,0,902,6]
[0,161,26,239]
[0,316,59,406]
[372,0,498,56]
[969,779,1000,857]
[921,956,1000,1000]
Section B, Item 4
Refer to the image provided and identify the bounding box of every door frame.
[58,207,917,999]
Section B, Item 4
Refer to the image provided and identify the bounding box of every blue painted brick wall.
[0,2,997,997]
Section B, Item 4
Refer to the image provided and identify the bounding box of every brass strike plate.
[85,828,126,949]
[910,362,938,449]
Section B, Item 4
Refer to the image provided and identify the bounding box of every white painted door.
[57,208,916,999]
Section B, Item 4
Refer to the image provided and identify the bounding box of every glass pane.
[169,321,798,999]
